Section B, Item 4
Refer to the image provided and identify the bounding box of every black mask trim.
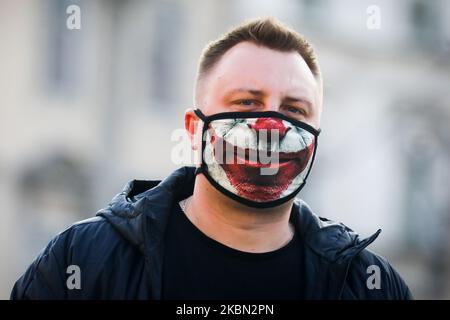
[194,108,320,208]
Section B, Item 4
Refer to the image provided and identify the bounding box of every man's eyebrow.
[283,96,312,105]
[283,96,313,112]
[223,88,314,111]
[223,88,265,98]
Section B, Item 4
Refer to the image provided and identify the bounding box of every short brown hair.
[196,17,320,88]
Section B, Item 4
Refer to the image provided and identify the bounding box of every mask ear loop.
[193,108,208,176]
[193,108,207,121]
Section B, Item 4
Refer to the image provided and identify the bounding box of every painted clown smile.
[195,107,321,206]
[210,131,315,202]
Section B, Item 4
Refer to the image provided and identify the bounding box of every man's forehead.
[218,42,314,75]
[208,42,318,99]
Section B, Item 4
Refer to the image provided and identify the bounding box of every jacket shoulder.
[10,216,137,299]
[342,248,413,300]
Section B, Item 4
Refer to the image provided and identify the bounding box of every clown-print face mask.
[194,109,321,208]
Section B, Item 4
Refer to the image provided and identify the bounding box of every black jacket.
[11,166,412,299]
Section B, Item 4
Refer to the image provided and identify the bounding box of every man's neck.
[183,174,295,253]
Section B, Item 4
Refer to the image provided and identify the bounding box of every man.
[11,17,412,299]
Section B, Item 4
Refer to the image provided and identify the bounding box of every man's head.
[186,17,322,208]
[190,17,322,130]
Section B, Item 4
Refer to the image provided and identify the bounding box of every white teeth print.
[214,118,313,154]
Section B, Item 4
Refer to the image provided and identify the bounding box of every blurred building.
[0,0,449,299]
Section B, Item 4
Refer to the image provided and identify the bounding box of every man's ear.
[185,108,200,150]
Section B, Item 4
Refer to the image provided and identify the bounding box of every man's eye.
[286,106,304,115]
[237,99,256,106]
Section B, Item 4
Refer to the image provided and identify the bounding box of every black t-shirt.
[161,202,304,300]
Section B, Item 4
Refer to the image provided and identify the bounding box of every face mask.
[194,109,321,208]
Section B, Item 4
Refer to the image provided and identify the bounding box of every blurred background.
[1,0,450,299]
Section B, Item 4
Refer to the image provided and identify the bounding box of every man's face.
[197,41,322,128]
[189,41,322,203]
